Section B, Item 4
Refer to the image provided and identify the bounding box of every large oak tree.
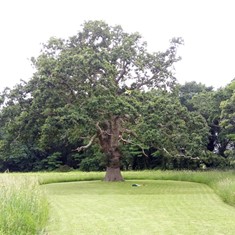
[0,21,183,179]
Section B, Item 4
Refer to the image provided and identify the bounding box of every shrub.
[79,155,105,171]
[201,152,229,169]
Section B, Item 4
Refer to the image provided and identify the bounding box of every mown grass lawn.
[42,180,235,235]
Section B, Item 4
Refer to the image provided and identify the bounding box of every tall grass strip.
[0,175,49,235]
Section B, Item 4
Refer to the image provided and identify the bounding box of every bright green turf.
[42,180,235,235]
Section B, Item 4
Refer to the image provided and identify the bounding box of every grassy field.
[43,179,235,235]
[1,170,235,234]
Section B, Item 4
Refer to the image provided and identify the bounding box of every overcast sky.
[0,0,235,91]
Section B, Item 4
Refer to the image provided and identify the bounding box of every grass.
[0,175,49,235]
[37,171,104,185]
[123,170,235,206]
[1,170,235,234]
[42,179,235,235]
[36,170,235,207]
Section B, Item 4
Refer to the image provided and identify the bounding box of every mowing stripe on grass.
[42,180,235,235]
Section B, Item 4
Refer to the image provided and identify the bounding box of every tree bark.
[96,116,124,181]
[104,167,124,181]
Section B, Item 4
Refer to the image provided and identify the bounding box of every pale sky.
[0,0,235,91]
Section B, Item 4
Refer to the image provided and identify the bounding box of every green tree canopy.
[0,21,183,179]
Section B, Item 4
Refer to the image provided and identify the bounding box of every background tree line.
[0,21,234,173]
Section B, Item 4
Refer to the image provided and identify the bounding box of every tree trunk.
[97,116,124,181]
[104,167,124,181]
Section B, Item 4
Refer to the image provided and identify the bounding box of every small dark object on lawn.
[132,184,141,187]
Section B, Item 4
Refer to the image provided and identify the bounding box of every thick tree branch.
[96,121,103,134]
[116,69,126,83]
[73,134,97,152]
[163,148,200,160]
[163,147,174,157]
[115,62,129,83]
[133,73,160,90]
[96,121,113,136]
[120,128,138,137]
